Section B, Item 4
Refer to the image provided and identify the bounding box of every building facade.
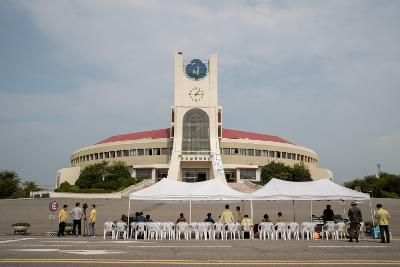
[57,53,332,187]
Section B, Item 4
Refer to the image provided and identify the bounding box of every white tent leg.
[250,200,254,222]
[369,197,375,228]
[310,200,313,221]
[292,200,296,222]
[189,200,192,224]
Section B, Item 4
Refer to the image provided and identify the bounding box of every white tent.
[129,178,249,201]
[128,178,249,222]
[251,178,370,201]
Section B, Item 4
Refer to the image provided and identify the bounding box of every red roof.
[96,128,292,145]
[222,129,292,144]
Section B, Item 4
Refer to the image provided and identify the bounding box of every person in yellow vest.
[57,204,68,237]
[219,204,235,224]
[88,204,97,238]
[375,204,390,243]
[241,214,253,239]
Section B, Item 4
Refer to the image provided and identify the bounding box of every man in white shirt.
[70,202,83,236]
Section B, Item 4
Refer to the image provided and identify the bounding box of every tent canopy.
[129,178,249,201]
[251,178,370,201]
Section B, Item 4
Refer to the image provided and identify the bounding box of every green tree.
[0,170,20,199]
[22,181,42,197]
[75,161,108,189]
[261,161,292,184]
[291,163,312,182]
[344,172,400,198]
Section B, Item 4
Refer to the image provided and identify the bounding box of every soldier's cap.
[351,201,357,206]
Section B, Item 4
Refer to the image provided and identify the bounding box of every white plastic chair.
[322,221,336,240]
[359,222,366,239]
[176,222,189,240]
[196,222,209,240]
[301,222,316,240]
[115,221,128,239]
[213,222,224,240]
[258,222,275,240]
[335,222,346,239]
[188,222,198,240]
[287,222,300,240]
[241,223,253,239]
[225,223,240,240]
[130,222,136,238]
[135,222,147,240]
[160,222,175,240]
[275,222,287,240]
[147,222,160,240]
[103,221,116,239]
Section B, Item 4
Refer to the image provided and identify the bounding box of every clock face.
[185,59,207,80]
[188,87,205,102]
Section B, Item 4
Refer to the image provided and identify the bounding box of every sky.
[0,0,399,188]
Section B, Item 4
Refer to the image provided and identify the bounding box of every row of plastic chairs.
[103,221,253,240]
[258,222,301,240]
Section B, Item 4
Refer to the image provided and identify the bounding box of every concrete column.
[151,168,156,182]
[236,169,241,182]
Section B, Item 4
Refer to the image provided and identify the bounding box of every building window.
[223,148,230,155]
[123,150,129,157]
[231,148,239,155]
[135,169,152,179]
[182,108,210,152]
[99,152,104,159]
[146,148,153,156]
[137,149,144,156]
[276,151,281,158]
[86,155,89,161]
[161,148,169,155]
[240,149,246,156]
[262,150,268,157]
[255,150,261,157]
[282,152,286,159]
[90,154,93,160]
[116,150,122,157]
[110,151,115,158]
[105,152,109,158]
[297,154,300,160]
[156,169,168,181]
[247,149,254,156]
[130,149,137,156]
[94,153,98,160]
[154,148,161,155]
[240,169,256,180]
[301,155,304,161]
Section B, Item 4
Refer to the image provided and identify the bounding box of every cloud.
[0,0,399,186]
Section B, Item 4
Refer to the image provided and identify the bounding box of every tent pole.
[292,200,295,222]
[189,200,192,224]
[250,200,254,222]
[127,198,131,232]
[310,200,313,221]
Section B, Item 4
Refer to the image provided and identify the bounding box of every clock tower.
[167,53,225,182]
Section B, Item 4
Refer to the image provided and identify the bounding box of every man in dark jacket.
[348,201,362,242]
[323,205,334,223]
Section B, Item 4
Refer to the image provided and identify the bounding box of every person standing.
[57,204,68,237]
[323,205,335,223]
[88,204,96,238]
[219,204,235,224]
[348,201,362,242]
[375,204,390,243]
[70,202,83,236]
[236,206,244,223]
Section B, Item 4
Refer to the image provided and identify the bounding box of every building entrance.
[182,169,209,183]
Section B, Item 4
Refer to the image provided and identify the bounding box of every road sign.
[49,200,58,212]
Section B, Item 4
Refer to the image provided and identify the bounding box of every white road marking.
[130,245,232,248]
[41,240,90,244]
[9,249,128,255]
[309,245,389,248]
[63,250,126,255]
[0,238,34,244]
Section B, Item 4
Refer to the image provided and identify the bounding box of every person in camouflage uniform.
[348,201,362,242]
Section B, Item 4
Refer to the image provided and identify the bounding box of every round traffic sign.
[49,200,58,212]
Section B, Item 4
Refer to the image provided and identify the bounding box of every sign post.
[49,200,58,230]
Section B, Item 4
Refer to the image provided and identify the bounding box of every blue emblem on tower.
[185,59,207,80]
